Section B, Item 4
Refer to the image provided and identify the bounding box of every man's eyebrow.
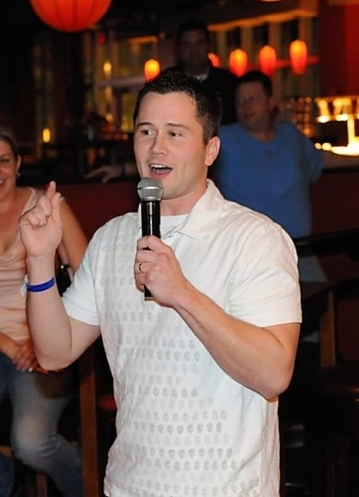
[135,121,152,128]
[163,123,191,133]
[136,122,189,130]
[166,123,187,128]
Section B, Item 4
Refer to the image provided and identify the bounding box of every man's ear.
[205,136,220,166]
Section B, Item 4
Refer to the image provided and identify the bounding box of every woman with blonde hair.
[0,127,87,496]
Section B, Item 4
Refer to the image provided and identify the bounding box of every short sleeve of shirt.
[296,126,324,183]
[228,218,301,327]
[62,233,99,326]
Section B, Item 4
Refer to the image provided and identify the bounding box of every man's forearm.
[174,282,299,400]
[26,270,74,370]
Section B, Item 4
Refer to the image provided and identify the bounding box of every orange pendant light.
[30,0,112,32]
[229,49,248,77]
[208,52,221,68]
[259,45,277,77]
[144,59,160,81]
[289,40,308,75]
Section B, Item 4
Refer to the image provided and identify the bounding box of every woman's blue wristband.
[26,276,56,293]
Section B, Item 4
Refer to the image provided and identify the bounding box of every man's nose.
[151,134,167,154]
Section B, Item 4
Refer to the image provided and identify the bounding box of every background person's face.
[178,29,210,74]
[235,81,274,134]
[0,140,20,200]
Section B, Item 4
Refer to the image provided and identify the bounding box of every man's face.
[178,29,210,74]
[235,81,274,134]
[134,92,219,215]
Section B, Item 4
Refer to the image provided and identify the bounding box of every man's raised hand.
[19,181,63,259]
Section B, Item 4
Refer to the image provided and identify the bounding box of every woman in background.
[0,127,87,496]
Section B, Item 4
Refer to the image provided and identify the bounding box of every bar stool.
[279,280,336,496]
[305,277,359,497]
[35,474,48,497]
[97,391,117,477]
[24,472,49,497]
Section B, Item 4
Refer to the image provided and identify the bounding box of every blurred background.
[1,0,358,182]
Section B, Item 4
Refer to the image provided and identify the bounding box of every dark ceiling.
[3,0,297,37]
[99,0,299,36]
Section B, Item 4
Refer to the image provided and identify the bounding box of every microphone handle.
[141,200,161,238]
[141,200,161,299]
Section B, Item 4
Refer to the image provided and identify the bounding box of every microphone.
[137,177,164,300]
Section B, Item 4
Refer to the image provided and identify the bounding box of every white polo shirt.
[63,180,301,497]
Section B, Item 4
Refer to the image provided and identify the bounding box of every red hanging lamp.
[289,40,308,75]
[229,49,248,77]
[30,0,112,32]
[144,59,160,81]
[259,45,277,77]
[208,52,221,68]
[208,52,221,67]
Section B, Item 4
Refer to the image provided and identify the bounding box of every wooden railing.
[294,228,359,260]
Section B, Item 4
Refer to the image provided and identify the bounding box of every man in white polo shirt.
[20,70,301,497]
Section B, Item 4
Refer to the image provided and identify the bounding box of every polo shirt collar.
[136,179,224,240]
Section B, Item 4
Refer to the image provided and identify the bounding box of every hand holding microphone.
[137,178,163,300]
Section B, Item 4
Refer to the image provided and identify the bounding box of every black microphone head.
[137,177,163,201]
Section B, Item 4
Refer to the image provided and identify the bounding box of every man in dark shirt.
[167,18,239,125]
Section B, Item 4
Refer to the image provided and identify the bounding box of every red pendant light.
[144,59,160,81]
[229,49,248,77]
[259,45,277,77]
[30,0,112,32]
[289,40,308,75]
[208,52,221,68]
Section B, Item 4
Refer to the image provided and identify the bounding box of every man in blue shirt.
[213,70,359,281]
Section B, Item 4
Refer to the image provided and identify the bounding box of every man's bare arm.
[19,181,99,370]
